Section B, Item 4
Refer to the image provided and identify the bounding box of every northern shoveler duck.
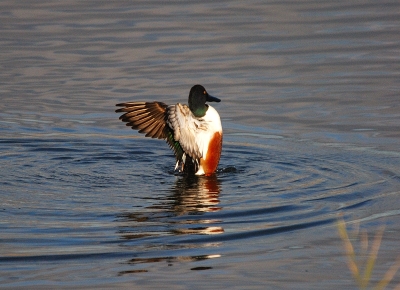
[115,85,223,176]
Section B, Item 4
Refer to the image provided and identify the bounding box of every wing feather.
[145,121,164,138]
[116,101,168,140]
[167,103,202,161]
[116,101,198,173]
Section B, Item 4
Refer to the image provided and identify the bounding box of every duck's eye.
[203,90,207,95]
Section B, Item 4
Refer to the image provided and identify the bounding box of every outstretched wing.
[115,101,168,139]
[115,101,184,160]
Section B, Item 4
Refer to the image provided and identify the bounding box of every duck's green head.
[188,84,220,117]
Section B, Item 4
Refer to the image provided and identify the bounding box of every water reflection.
[116,175,223,274]
[121,254,221,275]
[168,174,223,215]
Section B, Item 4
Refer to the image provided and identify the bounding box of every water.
[1,0,400,289]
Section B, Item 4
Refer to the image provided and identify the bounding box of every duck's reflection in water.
[117,175,223,274]
[168,174,222,215]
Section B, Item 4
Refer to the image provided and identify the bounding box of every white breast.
[196,105,222,160]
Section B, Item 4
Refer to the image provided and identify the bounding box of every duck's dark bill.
[207,95,221,102]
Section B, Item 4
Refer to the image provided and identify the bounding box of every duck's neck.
[192,105,208,118]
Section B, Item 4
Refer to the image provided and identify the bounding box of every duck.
[115,85,222,176]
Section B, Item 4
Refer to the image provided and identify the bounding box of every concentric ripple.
[111,135,400,273]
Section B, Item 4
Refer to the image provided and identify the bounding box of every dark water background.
[1,1,400,289]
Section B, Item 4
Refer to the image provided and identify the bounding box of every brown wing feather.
[115,101,187,170]
[115,101,169,139]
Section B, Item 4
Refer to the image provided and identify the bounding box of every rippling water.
[1,0,400,289]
